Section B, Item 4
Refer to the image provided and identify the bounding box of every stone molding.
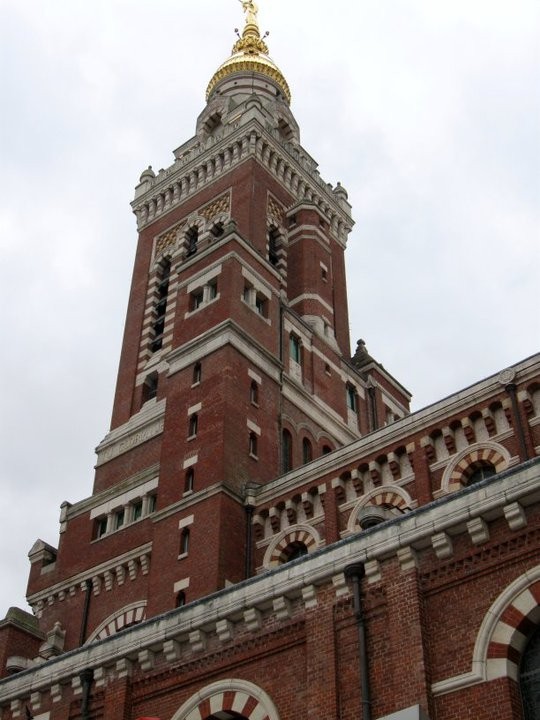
[95,400,166,466]
[3,461,538,709]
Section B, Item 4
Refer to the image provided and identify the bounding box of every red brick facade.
[1,8,539,720]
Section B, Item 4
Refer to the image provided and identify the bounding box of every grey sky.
[0,0,538,618]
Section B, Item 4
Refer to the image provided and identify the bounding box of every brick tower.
[25,4,409,654]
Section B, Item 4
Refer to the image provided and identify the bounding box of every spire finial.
[239,0,260,30]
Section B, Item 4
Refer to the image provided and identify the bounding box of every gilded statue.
[239,0,259,25]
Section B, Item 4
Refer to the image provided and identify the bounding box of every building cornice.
[131,119,353,247]
[3,460,538,708]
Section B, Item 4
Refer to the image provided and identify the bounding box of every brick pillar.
[384,563,433,716]
[323,485,341,545]
[411,444,433,507]
[305,591,338,719]
[103,676,133,720]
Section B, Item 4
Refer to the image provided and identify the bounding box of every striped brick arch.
[263,524,320,569]
[172,679,281,720]
[474,568,540,683]
[347,486,413,534]
[86,601,147,643]
[444,442,511,493]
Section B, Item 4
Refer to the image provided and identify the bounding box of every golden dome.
[206,6,291,104]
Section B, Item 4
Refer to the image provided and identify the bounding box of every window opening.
[520,625,540,719]
[250,381,259,405]
[188,413,198,438]
[132,500,143,522]
[346,384,357,412]
[180,528,190,556]
[150,259,171,353]
[289,334,301,364]
[147,495,157,514]
[322,445,332,455]
[142,372,158,404]
[114,509,125,530]
[249,432,258,458]
[95,517,107,539]
[268,227,279,266]
[191,289,204,311]
[302,438,313,464]
[176,591,186,608]
[185,468,194,493]
[284,541,308,562]
[207,279,218,301]
[193,362,202,385]
[211,221,224,238]
[186,226,198,256]
[466,462,497,486]
[282,429,293,473]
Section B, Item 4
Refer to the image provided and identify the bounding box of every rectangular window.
[191,289,204,311]
[147,495,157,514]
[132,500,143,522]
[114,508,125,530]
[290,334,301,363]
[346,384,357,411]
[95,517,107,539]
[188,414,198,438]
[207,280,218,300]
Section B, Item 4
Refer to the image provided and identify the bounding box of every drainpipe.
[244,504,254,580]
[79,579,92,646]
[80,668,94,720]
[344,563,372,720]
[505,382,530,461]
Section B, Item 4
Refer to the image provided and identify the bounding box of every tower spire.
[206,0,291,103]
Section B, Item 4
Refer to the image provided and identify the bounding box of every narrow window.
[180,528,190,556]
[185,468,194,493]
[142,372,158,404]
[207,279,218,301]
[255,294,267,317]
[176,591,186,608]
[132,500,143,521]
[346,384,357,411]
[282,429,293,473]
[268,227,279,266]
[191,289,204,311]
[249,432,258,458]
[302,438,313,464]
[289,334,301,364]
[147,495,157,514]
[186,226,198,256]
[192,362,202,385]
[322,445,332,455]
[211,221,224,238]
[114,508,125,530]
[188,414,198,438]
[95,517,108,539]
[250,381,259,406]
[150,258,171,352]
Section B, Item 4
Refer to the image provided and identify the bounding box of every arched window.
[282,429,293,473]
[211,221,224,238]
[284,541,308,562]
[150,258,171,353]
[465,461,497,486]
[322,444,332,455]
[521,626,540,719]
[180,528,190,556]
[302,438,313,464]
[186,226,198,256]
[185,468,194,493]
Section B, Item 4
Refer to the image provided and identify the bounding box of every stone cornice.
[2,460,538,707]
[26,543,153,609]
[255,354,540,503]
[131,119,353,246]
[95,399,166,467]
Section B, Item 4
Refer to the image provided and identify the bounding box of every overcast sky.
[0,0,538,619]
